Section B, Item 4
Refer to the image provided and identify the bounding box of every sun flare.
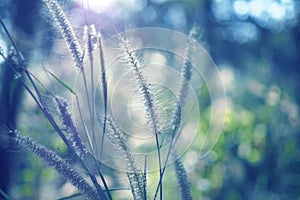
[75,0,116,13]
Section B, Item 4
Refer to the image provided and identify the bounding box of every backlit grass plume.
[10,130,101,200]
[118,36,162,136]
[118,35,164,199]
[173,150,192,200]
[172,26,197,132]
[106,115,145,200]
[54,95,88,159]
[42,0,83,71]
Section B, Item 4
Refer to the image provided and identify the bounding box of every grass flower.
[11,130,100,199]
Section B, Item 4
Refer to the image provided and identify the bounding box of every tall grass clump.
[0,0,202,199]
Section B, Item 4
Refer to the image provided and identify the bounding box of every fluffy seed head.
[12,131,98,199]
[84,24,97,55]
[43,0,83,71]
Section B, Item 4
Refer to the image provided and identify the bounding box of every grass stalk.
[106,115,145,199]
[98,32,108,164]
[118,35,163,199]
[153,27,197,200]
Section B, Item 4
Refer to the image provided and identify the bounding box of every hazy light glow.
[248,0,294,20]
[76,0,116,13]
[220,67,235,90]
[212,0,231,21]
[249,0,265,17]
[269,2,286,19]
[234,1,249,18]
[164,4,186,28]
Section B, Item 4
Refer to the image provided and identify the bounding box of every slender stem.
[99,33,108,164]
[0,17,25,70]
[89,49,96,154]
[153,127,178,200]
[75,95,93,150]
[81,69,94,149]
[155,133,163,200]
[75,91,112,200]
[96,160,113,200]
[143,154,147,200]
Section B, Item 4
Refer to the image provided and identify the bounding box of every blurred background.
[0,0,300,199]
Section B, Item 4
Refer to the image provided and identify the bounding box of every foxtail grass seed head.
[118,36,162,136]
[106,116,145,199]
[97,31,108,115]
[43,0,83,71]
[54,95,88,159]
[171,28,197,132]
[174,156,192,200]
[54,95,69,126]
[83,24,97,55]
[12,131,98,199]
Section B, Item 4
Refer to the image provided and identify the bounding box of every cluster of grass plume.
[0,0,200,199]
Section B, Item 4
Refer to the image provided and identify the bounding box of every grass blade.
[45,69,76,95]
